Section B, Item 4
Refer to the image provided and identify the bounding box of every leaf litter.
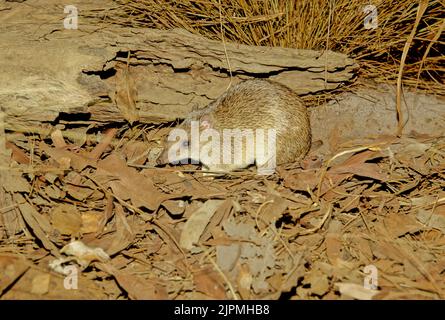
[0,123,444,300]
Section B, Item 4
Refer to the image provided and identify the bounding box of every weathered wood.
[0,0,358,131]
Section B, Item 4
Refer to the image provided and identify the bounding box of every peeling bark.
[0,0,358,131]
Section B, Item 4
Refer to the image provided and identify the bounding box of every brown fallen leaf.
[31,273,51,295]
[96,154,171,211]
[162,199,186,216]
[99,263,167,300]
[278,168,319,192]
[259,194,289,226]
[65,182,95,201]
[325,233,343,267]
[123,140,150,165]
[3,267,106,299]
[80,211,103,234]
[89,128,118,161]
[200,199,233,243]
[15,194,60,258]
[50,204,82,236]
[40,142,96,171]
[0,255,29,296]
[55,240,110,269]
[329,150,387,181]
[86,203,134,256]
[194,267,227,299]
[50,129,67,148]
[2,169,30,193]
[384,213,424,238]
[416,205,445,234]
[180,199,225,250]
[5,141,30,165]
[303,270,330,296]
[336,282,379,300]
[237,264,253,300]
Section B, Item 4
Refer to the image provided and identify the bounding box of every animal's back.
[209,79,311,164]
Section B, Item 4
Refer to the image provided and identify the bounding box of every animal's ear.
[200,114,212,130]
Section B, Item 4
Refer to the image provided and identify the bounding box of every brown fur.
[157,79,311,172]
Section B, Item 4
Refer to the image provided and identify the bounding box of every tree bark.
[0,0,358,131]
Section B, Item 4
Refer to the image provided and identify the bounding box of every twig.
[207,255,239,300]
[395,0,429,136]
[218,0,233,90]
[415,17,445,91]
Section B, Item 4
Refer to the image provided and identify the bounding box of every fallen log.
[0,0,358,131]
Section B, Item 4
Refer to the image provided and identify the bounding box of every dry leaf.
[0,255,29,296]
[194,268,227,299]
[15,194,60,257]
[416,206,445,234]
[325,233,343,267]
[303,270,330,296]
[237,264,253,300]
[30,273,51,295]
[336,282,379,300]
[180,199,224,250]
[162,199,186,216]
[259,195,289,226]
[5,141,30,165]
[40,142,95,171]
[216,244,240,272]
[89,128,118,160]
[96,154,170,210]
[50,129,67,148]
[329,150,387,181]
[80,211,103,234]
[384,213,424,238]
[102,203,134,255]
[2,170,30,193]
[50,204,82,236]
[99,264,167,300]
[58,240,110,269]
